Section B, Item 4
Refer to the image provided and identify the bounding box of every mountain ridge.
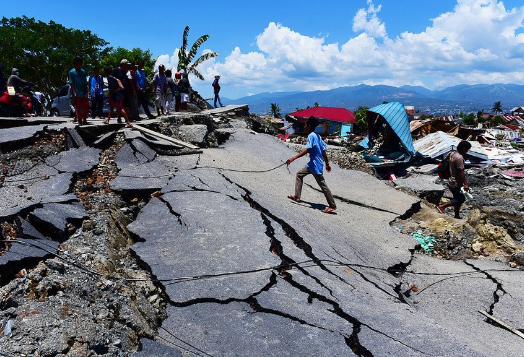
[222,83,524,115]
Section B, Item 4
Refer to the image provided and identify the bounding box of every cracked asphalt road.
[129,129,524,357]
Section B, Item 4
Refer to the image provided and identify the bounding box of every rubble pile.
[393,165,524,264]
[326,147,374,175]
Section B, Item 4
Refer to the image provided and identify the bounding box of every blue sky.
[4,0,524,98]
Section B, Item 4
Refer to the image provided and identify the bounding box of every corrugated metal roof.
[360,102,416,156]
[413,131,487,160]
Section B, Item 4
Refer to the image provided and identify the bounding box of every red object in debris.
[277,133,290,141]
[287,107,355,124]
[501,170,524,178]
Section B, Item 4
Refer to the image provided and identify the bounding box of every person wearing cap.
[286,116,337,214]
[152,64,167,116]
[212,75,223,108]
[68,57,89,124]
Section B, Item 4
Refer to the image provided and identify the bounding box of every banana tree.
[177,26,219,80]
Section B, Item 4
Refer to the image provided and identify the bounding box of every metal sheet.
[413,131,488,160]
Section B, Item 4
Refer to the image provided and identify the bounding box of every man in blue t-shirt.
[286,116,336,213]
[68,56,88,124]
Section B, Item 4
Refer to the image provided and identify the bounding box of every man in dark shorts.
[437,140,472,219]
[112,59,131,118]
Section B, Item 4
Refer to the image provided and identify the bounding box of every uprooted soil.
[393,166,524,266]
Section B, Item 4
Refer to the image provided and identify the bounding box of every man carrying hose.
[286,116,337,213]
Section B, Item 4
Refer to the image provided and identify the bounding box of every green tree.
[463,113,476,126]
[177,26,219,80]
[477,110,484,122]
[0,16,110,105]
[269,103,282,118]
[459,111,465,118]
[491,115,504,126]
[492,101,503,114]
[354,106,369,133]
[100,47,155,85]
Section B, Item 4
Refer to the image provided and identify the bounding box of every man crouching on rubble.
[437,140,472,219]
[286,116,337,213]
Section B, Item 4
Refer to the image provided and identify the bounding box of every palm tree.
[177,26,219,80]
[492,101,503,114]
[269,103,282,118]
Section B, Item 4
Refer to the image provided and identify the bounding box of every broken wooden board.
[132,124,199,150]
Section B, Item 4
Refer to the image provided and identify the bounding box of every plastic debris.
[412,232,436,252]
[3,320,13,336]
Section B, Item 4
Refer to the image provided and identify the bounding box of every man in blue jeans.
[89,66,104,118]
[437,140,472,219]
[286,116,337,213]
[212,75,223,108]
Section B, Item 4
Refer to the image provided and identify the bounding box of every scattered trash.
[3,320,13,336]
[412,232,436,252]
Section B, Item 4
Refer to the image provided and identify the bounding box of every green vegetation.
[0,16,159,106]
[463,113,476,126]
[354,106,369,133]
[177,26,219,80]
[491,115,504,126]
[492,101,503,114]
[269,103,282,118]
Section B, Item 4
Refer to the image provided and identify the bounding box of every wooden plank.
[132,124,199,150]
[478,310,524,340]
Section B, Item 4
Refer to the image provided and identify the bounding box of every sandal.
[287,195,301,203]
[436,205,445,214]
[322,207,337,214]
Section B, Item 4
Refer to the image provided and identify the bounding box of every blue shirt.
[136,69,146,90]
[68,68,87,97]
[305,132,326,175]
[89,75,103,96]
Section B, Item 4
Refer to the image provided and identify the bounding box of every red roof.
[287,107,355,124]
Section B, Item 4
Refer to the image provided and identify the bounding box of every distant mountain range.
[222,83,524,116]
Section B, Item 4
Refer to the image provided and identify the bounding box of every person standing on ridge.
[153,64,167,116]
[89,66,104,119]
[212,75,223,108]
[68,56,89,125]
[437,140,472,219]
[286,116,337,214]
[136,60,155,119]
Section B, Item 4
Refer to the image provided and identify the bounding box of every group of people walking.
[68,57,197,126]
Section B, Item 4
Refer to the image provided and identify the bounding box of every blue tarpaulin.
[360,102,416,157]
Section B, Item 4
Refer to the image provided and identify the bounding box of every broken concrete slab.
[0,171,73,218]
[45,147,101,173]
[178,125,208,147]
[0,125,47,149]
[130,190,280,302]
[110,161,171,193]
[93,131,117,148]
[66,127,86,148]
[130,139,156,162]
[15,217,46,239]
[125,131,183,150]
[393,174,445,204]
[0,238,58,270]
[132,338,182,357]
[29,203,88,236]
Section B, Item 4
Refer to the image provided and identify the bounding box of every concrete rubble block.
[0,168,73,218]
[93,131,117,148]
[15,217,46,239]
[393,174,445,204]
[178,125,208,147]
[132,338,182,357]
[130,139,156,162]
[115,143,140,167]
[29,202,88,235]
[0,238,59,268]
[45,147,101,173]
[110,160,171,193]
[0,125,47,149]
[66,127,86,147]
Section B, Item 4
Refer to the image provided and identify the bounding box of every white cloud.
[352,0,387,38]
[155,0,524,98]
